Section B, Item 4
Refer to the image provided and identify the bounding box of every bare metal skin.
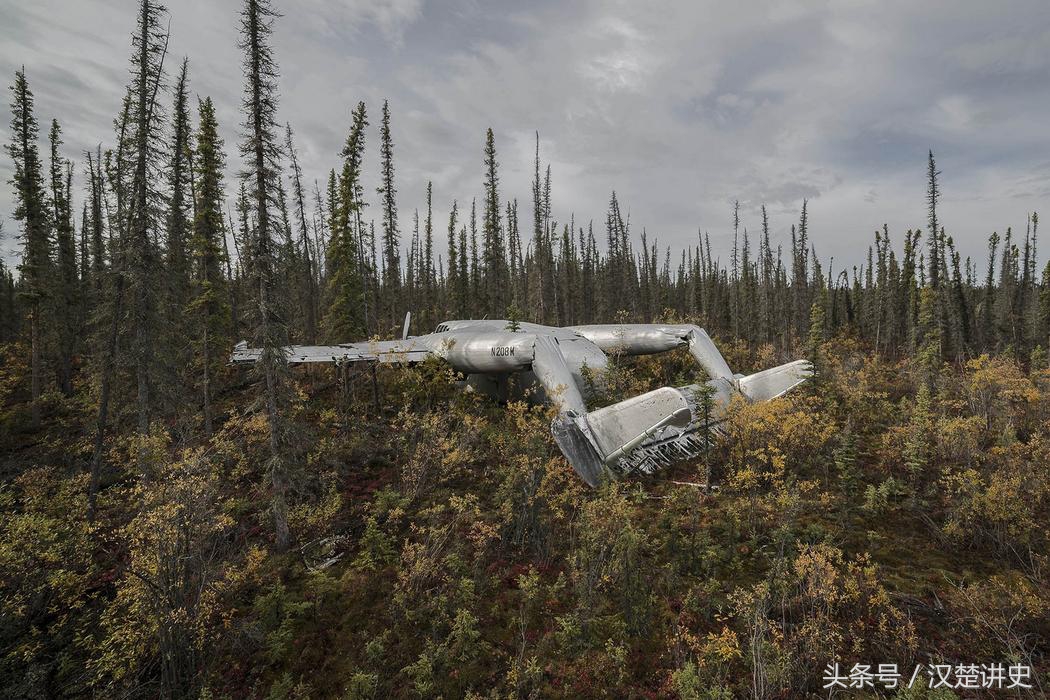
[231,318,812,486]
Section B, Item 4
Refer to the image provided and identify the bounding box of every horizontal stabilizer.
[552,386,713,486]
[738,359,813,401]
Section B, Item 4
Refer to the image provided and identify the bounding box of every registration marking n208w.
[491,346,516,357]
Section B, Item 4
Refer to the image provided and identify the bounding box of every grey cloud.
[0,0,1047,274]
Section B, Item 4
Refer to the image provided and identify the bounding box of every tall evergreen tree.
[240,0,292,552]
[980,231,999,347]
[163,58,195,423]
[167,58,192,301]
[469,198,479,313]
[423,180,434,322]
[323,102,368,341]
[79,201,90,323]
[232,180,253,331]
[446,200,461,317]
[529,132,550,322]
[458,223,469,316]
[125,0,170,437]
[285,122,317,342]
[85,146,107,299]
[927,151,941,290]
[324,168,337,263]
[996,228,1019,347]
[6,68,51,426]
[481,128,505,313]
[88,96,134,520]
[189,96,228,436]
[48,119,78,396]
[946,235,971,352]
[348,117,372,334]
[377,99,400,327]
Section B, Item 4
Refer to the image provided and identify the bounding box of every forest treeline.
[5,2,1050,409]
[3,0,1050,697]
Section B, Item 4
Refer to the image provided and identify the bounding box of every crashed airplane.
[231,319,812,486]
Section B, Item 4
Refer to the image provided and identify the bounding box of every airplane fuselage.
[230,318,812,485]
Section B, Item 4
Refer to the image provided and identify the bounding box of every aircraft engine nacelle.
[434,330,535,374]
[569,324,684,355]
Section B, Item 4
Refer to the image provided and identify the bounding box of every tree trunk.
[29,301,41,427]
[88,271,124,521]
[202,321,212,437]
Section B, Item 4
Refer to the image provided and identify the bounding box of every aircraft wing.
[230,338,434,365]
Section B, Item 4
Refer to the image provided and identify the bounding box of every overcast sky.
[2,0,1049,275]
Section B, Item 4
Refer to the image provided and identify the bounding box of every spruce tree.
[275,172,299,329]
[6,68,51,426]
[164,58,195,424]
[981,232,999,348]
[458,223,468,316]
[446,200,460,317]
[167,58,192,301]
[240,0,292,551]
[760,205,774,344]
[189,96,228,436]
[85,147,106,298]
[48,119,78,396]
[530,133,548,321]
[323,102,368,342]
[346,109,371,334]
[125,0,170,437]
[927,151,941,289]
[233,180,253,327]
[469,198,480,313]
[377,99,400,327]
[423,181,434,323]
[285,122,317,342]
[406,208,418,310]
[324,168,337,260]
[794,201,810,338]
[996,228,1018,347]
[79,201,90,324]
[946,236,971,352]
[88,97,134,520]
[481,128,505,313]
[916,286,942,390]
